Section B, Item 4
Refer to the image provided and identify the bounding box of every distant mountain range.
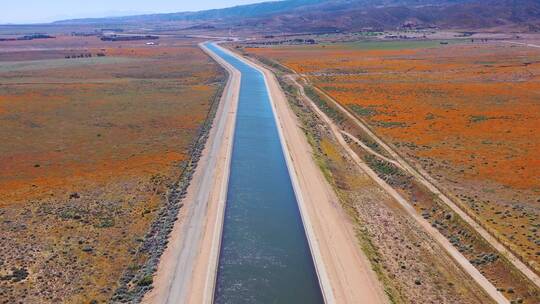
[54,0,540,32]
[53,0,326,24]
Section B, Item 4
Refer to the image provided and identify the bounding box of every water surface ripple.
[206,43,324,304]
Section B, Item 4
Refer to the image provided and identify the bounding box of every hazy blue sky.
[2,0,269,24]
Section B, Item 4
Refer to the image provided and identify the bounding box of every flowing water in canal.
[206,43,324,303]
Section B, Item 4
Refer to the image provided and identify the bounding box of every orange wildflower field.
[247,41,540,272]
[0,36,224,303]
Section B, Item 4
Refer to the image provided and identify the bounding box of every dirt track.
[307,79,540,290]
[287,75,510,304]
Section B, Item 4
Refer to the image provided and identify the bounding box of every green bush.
[137,274,153,287]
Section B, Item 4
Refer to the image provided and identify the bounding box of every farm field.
[0,36,224,303]
[244,40,540,298]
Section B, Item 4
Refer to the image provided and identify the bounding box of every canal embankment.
[211,43,387,303]
[142,42,240,304]
[208,42,325,304]
[233,47,388,304]
[144,41,387,304]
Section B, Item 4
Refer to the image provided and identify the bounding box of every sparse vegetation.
[349,104,377,117]
[0,36,225,303]
[304,86,344,123]
[275,73,495,304]
[137,274,153,287]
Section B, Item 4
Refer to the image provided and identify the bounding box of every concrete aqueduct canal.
[205,43,325,303]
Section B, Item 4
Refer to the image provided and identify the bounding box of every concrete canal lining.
[205,42,331,304]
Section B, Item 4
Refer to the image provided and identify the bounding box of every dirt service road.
[287,75,508,304]
[145,42,388,304]
[143,42,239,304]
[226,46,388,303]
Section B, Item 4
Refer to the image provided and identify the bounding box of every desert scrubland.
[0,36,224,303]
